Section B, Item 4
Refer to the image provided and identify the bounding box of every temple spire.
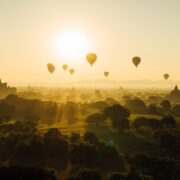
[174,85,178,91]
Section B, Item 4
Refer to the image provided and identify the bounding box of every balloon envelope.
[132,57,141,67]
[164,74,169,80]
[104,71,109,77]
[86,53,97,66]
[69,68,75,75]
[47,63,55,74]
[62,64,68,71]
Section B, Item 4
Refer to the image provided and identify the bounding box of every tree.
[83,132,99,145]
[0,166,58,180]
[148,103,159,115]
[158,133,177,153]
[44,128,62,141]
[161,116,176,128]
[10,140,45,168]
[0,102,16,117]
[86,113,106,125]
[133,117,162,131]
[109,173,126,180]
[160,100,171,114]
[148,96,159,104]
[104,104,130,130]
[65,101,78,124]
[91,101,108,111]
[127,167,142,180]
[4,115,11,122]
[44,128,69,171]
[0,116,3,124]
[70,133,80,143]
[172,104,180,116]
[67,169,102,180]
[25,115,40,121]
[124,98,147,114]
[70,143,98,168]
[94,89,102,100]
[4,94,18,103]
[80,169,102,180]
[105,97,119,106]
[130,154,178,179]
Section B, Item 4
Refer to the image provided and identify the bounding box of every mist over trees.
[0,86,179,180]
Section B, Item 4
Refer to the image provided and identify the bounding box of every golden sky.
[0,0,180,85]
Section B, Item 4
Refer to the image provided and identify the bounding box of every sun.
[57,30,87,60]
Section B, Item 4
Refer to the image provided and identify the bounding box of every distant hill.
[9,79,180,89]
[72,79,180,89]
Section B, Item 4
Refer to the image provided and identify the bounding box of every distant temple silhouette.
[167,85,180,102]
[0,79,17,98]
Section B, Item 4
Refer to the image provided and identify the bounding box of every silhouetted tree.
[130,154,179,179]
[148,96,159,104]
[127,167,142,180]
[4,115,11,122]
[125,98,147,114]
[86,113,106,125]
[0,102,16,117]
[158,133,177,153]
[105,97,119,106]
[70,132,80,143]
[104,104,130,131]
[80,93,90,102]
[172,104,180,116]
[65,101,78,124]
[70,143,98,168]
[94,89,103,100]
[161,116,176,128]
[0,166,58,180]
[80,169,102,180]
[148,103,159,115]
[133,117,162,131]
[4,94,18,103]
[109,173,126,180]
[91,101,109,111]
[44,128,69,171]
[44,128,62,141]
[83,132,99,145]
[160,100,171,114]
[0,116,3,124]
[67,169,102,180]
[10,139,45,167]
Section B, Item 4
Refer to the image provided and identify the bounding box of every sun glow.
[57,30,88,60]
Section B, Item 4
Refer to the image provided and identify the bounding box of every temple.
[167,85,180,102]
[0,79,17,98]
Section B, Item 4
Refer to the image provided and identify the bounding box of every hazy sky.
[0,0,180,85]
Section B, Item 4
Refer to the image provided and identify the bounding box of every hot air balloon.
[62,64,68,71]
[47,63,55,74]
[104,71,109,77]
[132,57,141,67]
[164,74,169,80]
[69,68,75,75]
[86,53,97,67]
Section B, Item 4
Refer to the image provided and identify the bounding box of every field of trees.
[0,87,179,179]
